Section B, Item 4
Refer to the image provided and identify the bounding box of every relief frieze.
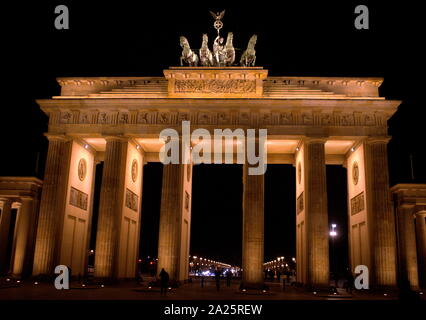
[56,110,382,127]
[174,79,256,94]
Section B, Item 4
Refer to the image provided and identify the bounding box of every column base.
[369,285,399,294]
[304,283,334,293]
[240,281,268,291]
[32,273,57,282]
[91,277,122,286]
[10,273,24,280]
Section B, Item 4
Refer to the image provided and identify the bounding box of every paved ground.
[1,277,422,301]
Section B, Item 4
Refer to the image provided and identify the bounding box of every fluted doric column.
[415,211,426,288]
[0,198,13,273]
[11,198,36,277]
[94,137,128,279]
[304,139,329,287]
[33,136,71,276]
[241,163,264,289]
[157,164,183,281]
[364,138,397,288]
[157,160,192,282]
[395,206,419,288]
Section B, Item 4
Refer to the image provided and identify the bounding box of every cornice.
[37,98,401,111]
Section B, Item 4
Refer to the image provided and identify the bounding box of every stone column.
[157,164,185,281]
[33,136,72,276]
[0,198,13,273]
[396,206,419,288]
[241,163,265,289]
[364,139,397,288]
[11,198,36,277]
[94,137,128,279]
[304,139,329,287]
[415,211,426,288]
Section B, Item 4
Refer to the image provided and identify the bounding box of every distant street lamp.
[329,223,338,281]
[330,224,337,237]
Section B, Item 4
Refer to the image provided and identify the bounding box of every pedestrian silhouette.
[159,268,169,296]
[269,269,274,282]
[214,268,221,291]
[137,271,143,285]
[345,269,354,294]
[226,270,232,287]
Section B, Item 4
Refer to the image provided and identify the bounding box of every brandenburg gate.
[17,65,410,290]
[0,10,425,294]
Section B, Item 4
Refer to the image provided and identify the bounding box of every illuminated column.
[11,198,38,277]
[415,211,426,288]
[304,139,329,287]
[94,137,144,280]
[157,163,192,282]
[364,138,397,288]
[395,206,419,288]
[94,137,128,279]
[0,198,13,273]
[241,163,264,289]
[117,141,144,279]
[58,141,96,278]
[295,139,329,287]
[33,136,72,276]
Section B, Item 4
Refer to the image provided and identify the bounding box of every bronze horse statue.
[224,32,235,66]
[180,36,199,67]
[199,34,214,66]
[240,34,257,67]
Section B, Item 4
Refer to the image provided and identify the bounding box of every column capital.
[44,133,72,142]
[416,210,426,217]
[0,197,12,206]
[399,203,416,210]
[103,135,129,142]
[12,202,22,210]
[302,136,328,144]
[364,136,391,145]
[17,196,34,203]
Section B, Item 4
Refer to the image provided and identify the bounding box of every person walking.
[159,268,169,296]
[345,270,354,294]
[269,269,274,282]
[214,268,221,291]
[332,271,339,289]
[226,270,232,287]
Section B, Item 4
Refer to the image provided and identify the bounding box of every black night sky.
[1,2,425,272]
